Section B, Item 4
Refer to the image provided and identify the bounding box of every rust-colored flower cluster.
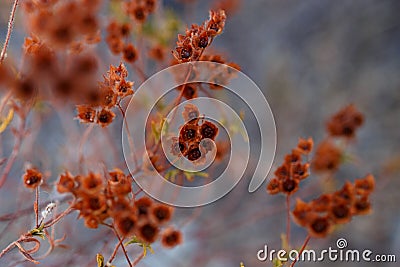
[173,10,226,62]
[56,169,181,246]
[267,138,313,195]
[326,104,364,138]
[312,105,364,173]
[292,174,375,237]
[267,104,373,240]
[76,63,134,127]
[2,1,106,104]
[312,140,342,172]
[0,37,100,103]
[22,0,101,49]
[106,21,139,63]
[149,45,166,62]
[125,0,157,23]
[161,227,183,248]
[170,104,219,162]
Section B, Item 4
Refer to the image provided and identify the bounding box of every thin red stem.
[151,63,194,154]
[0,240,18,259]
[290,235,311,267]
[112,226,132,267]
[43,206,73,229]
[286,195,291,249]
[108,236,123,264]
[78,124,94,173]
[0,0,19,65]
[117,103,139,170]
[0,195,71,222]
[133,63,147,82]
[35,187,39,228]
[0,108,27,189]
[132,252,145,266]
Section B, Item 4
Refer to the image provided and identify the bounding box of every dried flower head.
[100,88,118,108]
[144,0,157,13]
[206,10,226,37]
[57,172,76,193]
[83,85,103,106]
[71,53,98,77]
[329,201,352,224]
[150,204,173,225]
[334,182,355,204]
[25,1,101,49]
[125,0,156,23]
[274,165,290,180]
[284,150,302,165]
[109,197,133,217]
[52,75,75,98]
[308,215,331,238]
[292,163,310,180]
[115,214,137,237]
[108,170,132,196]
[326,104,364,138]
[97,108,115,127]
[76,105,96,123]
[186,144,202,161]
[123,43,138,63]
[182,103,200,123]
[78,12,99,36]
[13,77,37,101]
[311,194,332,212]
[292,176,374,238]
[82,195,107,215]
[266,178,281,195]
[115,79,134,98]
[26,42,56,76]
[135,197,153,218]
[267,140,311,195]
[199,138,215,153]
[120,23,131,37]
[149,46,165,61]
[109,63,128,83]
[312,140,342,173]
[281,178,299,195]
[84,214,100,229]
[173,10,226,62]
[354,174,375,196]
[296,137,314,155]
[178,83,198,99]
[200,121,218,140]
[23,168,43,189]
[137,222,159,243]
[170,137,187,157]
[292,199,314,227]
[179,123,200,143]
[80,172,104,193]
[107,36,124,54]
[161,228,183,248]
[353,196,372,215]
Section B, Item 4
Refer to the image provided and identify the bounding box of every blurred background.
[1,0,400,266]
